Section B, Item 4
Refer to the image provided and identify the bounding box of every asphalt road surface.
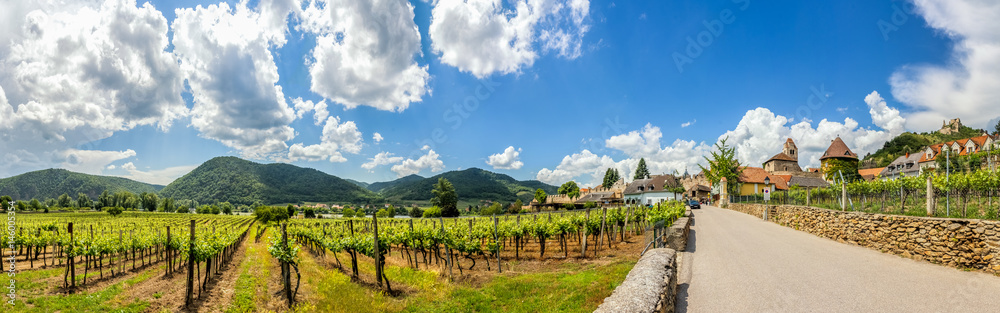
[677,205,1000,312]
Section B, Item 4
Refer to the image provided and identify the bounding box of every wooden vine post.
[439,217,453,279]
[185,220,195,308]
[493,216,501,273]
[596,208,607,257]
[68,222,75,289]
[282,223,293,307]
[581,208,589,258]
[373,215,382,288]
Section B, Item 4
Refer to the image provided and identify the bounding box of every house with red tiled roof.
[736,166,788,196]
[916,134,998,171]
[760,138,827,189]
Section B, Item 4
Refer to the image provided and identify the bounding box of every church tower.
[782,138,798,162]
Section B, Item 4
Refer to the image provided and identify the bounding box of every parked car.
[688,199,701,209]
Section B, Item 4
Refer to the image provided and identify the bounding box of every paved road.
[677,205,1000,312]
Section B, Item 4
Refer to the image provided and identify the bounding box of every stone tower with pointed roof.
[819,136,859,181]
[764,138,803,173]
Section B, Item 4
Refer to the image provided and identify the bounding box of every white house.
[623,175,683,206]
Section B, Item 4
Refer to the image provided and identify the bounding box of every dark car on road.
[688,199,701,209]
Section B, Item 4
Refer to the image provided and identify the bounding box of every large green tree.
[140,192,159,212]
[698,137,743,195]
[57,193,72,208]
[76,193,93,209]
[602,168,620,189]
[558,181,581,199]
[431,177,459,217]
[634,158,650,180]
[994,119,1000,135]
[0,195,12,211]
[534,188,547,204]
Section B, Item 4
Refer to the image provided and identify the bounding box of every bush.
[355,209,367,218]
[254,206,289,223]
[563,203,576,210]
[376,208,389,218]
[304,207,316,218]
[106,206,123,217]
[422,206,442,218]
[584,201,598,209]
[408,207,423,218]
[176,206,190,214]
[481,202,504,216]
[342,208,355,217]
[519,208,530,214]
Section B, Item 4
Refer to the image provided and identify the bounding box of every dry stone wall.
[727,203,1000,273]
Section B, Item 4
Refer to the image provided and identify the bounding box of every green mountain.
[345,179,369,189]
[378,168,557,203]
[159,157,378,206]
[367,174,424,192]
[0,169,162,201]
[862,126,987,168]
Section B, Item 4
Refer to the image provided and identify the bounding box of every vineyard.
[5,202,687,312]
[731,170,1000,219]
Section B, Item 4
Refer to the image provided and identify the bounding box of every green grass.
[402,261,635,313]
[9,265,156,312]
[225,230,274,313]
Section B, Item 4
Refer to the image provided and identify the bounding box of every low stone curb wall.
[726,203,1000,273]
[666,217,691,251]
[594,248,677,313]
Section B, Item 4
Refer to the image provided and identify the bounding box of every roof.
[819,137,858,160]
[788,176,830,188]
[688,184,711,192]
[574,192,614,204]
[738,167,789,190]
[970,135,990,147]
[786,138,795,143]
[858,167,886,178]
[623,174,681,195]
[765,152,796,163]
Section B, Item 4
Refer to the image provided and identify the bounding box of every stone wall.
[666,217,691,251]
[594,248,678,313]
[726,203,1000,273]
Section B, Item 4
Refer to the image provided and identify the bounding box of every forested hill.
[159,156,378,205]
[0,169,163,200]
[861,126,987,168]
[367,174,424,192]
[377,168,558,203]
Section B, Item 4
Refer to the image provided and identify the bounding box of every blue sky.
[1,0,997,187]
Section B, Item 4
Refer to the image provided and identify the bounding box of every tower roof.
[819,137,858,160]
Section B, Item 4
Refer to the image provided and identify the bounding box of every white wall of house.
[624,191,681,205]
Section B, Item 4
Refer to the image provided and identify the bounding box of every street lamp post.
[764,177,770,204]
[946,148,950,216]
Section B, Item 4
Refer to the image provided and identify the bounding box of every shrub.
[342,208,355,217]
[106,206,123,216]
[376,208,389,218]
[304,207,316,218]
[176,206,190,214]
[408,207,423,218]
[355,209,367,218]
[422,206,442,218]
[563,203,576,210]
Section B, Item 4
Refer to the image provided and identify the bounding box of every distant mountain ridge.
[367,174,424,192]
[159,156,378,206]
[0,169,162,200]
[376,168,557,203]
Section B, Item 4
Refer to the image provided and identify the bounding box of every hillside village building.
[623,174,683,205]
[759,138,829,191]
[819,136,859,181]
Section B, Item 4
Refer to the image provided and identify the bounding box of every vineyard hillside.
[0,168,163,200]
[377,168,558,203]
[160,156,379,206]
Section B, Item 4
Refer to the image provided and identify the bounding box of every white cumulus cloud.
[286,116,363,163]
[291,97,329,126]
[172,1,297,160]
[116,162,198,186]
[391,149,445,177]
[373,132,384,143]
[361,151,404,171]
[890,0,1000,131]
[297,0,430,112]
[486,146,524,170]
[429,0,591,78]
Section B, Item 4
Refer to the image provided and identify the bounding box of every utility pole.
[946,148,950,216]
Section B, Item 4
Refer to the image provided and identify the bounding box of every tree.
[176,205,190,214]
[510,199,523,214]
[77,193,93,209]
[29,198,43,211]
[220,202,234,215]
[98,190,113,208]
[140,192,159,212]
[558,181,581,199]
[431,177,459,217]
[603,168,621,189]
[286,204,296,218]
[533,188,547,211]
[0,195,12,211]
[57,193,72,208]
[342,208,356,217]
[995,119,1000,135]
[699,137,743,195]
[387,204,397,217]
[160,198,175,212]
[15,201,27,212]
[634,158,650,180]
[304,207,316,218]
[422,206,443,218]
[408,207,423,218]
[355,209,367,218]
